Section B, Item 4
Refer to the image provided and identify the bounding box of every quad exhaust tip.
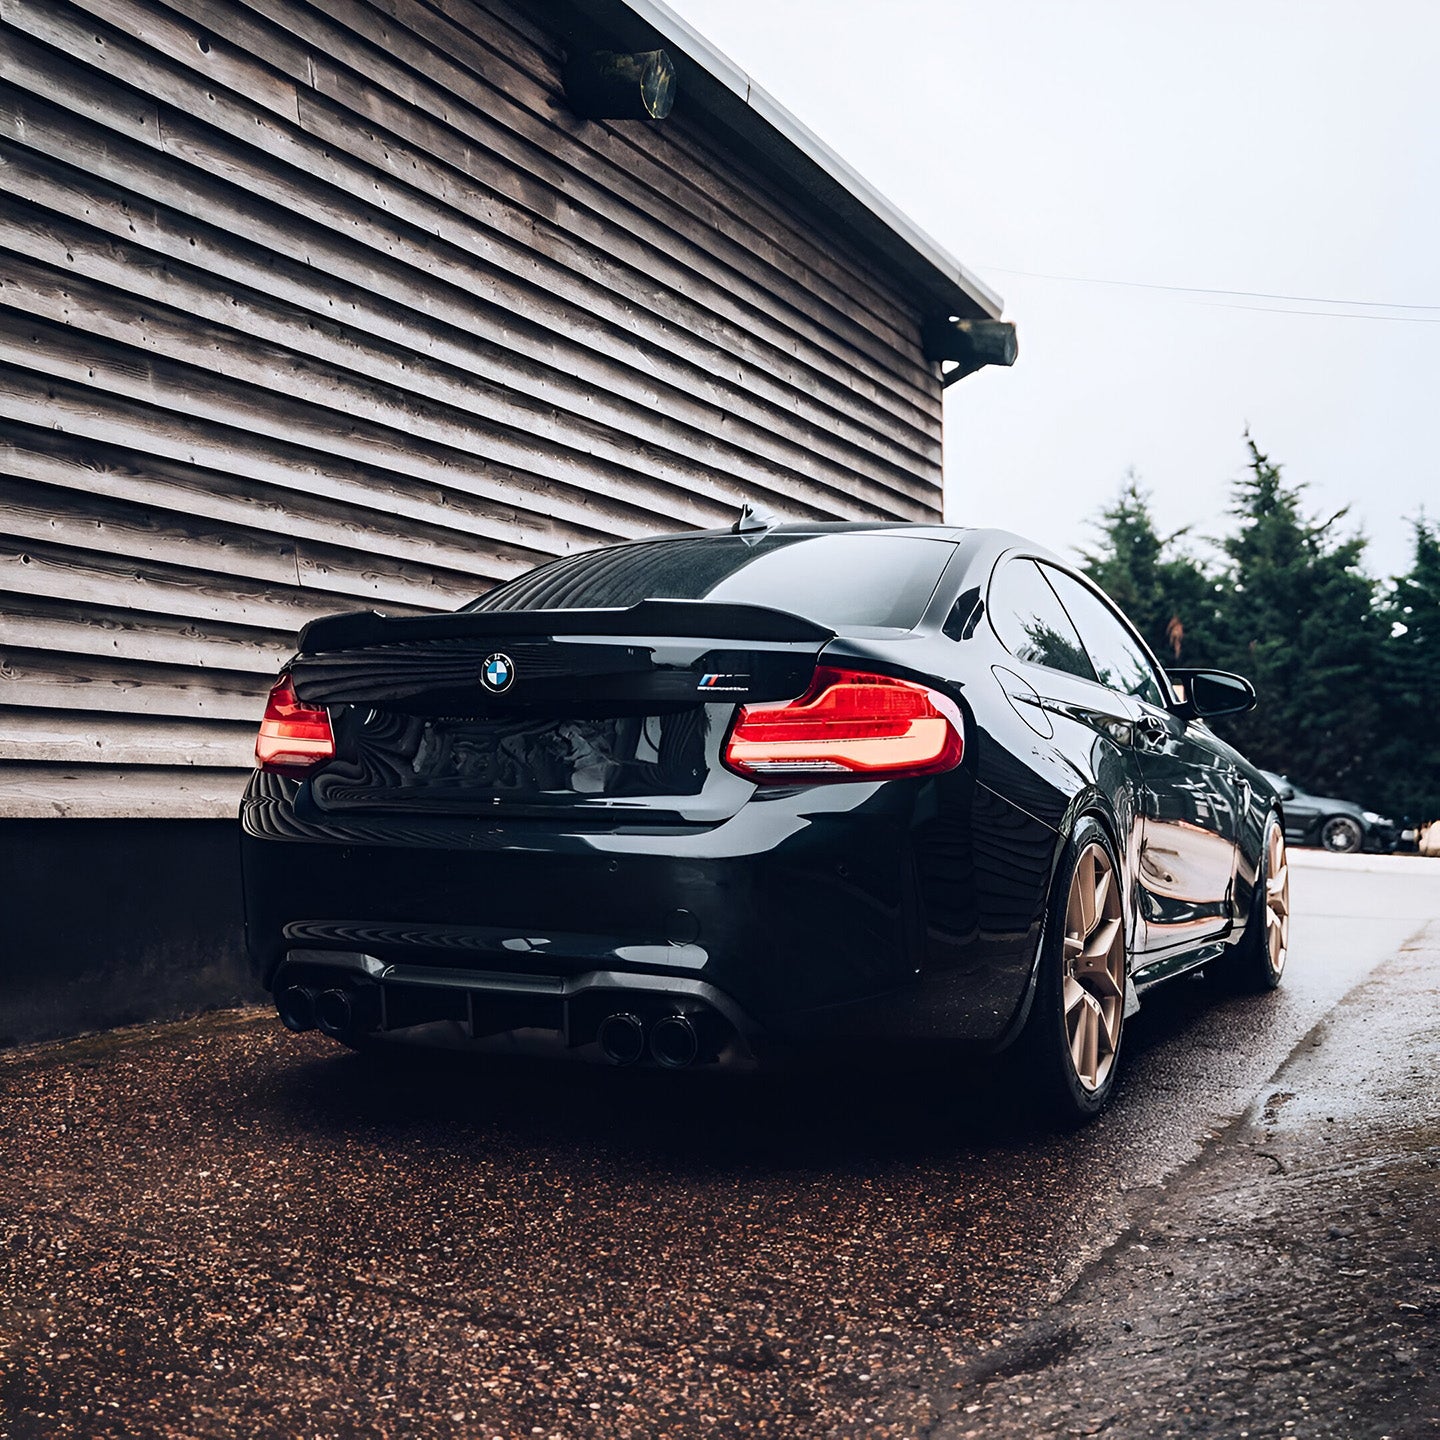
[599,1010,716,1067]
[597,1012,646,1066]
[314,987,355,1039]
[649,1013,700,1069]
[277,985,317,1033]
[281,983,379,1042]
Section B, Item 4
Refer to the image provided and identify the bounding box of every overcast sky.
[668,0,1440,579]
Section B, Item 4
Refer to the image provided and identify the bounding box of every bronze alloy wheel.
[1264,822,1290,978]
[1061,841,1126,1093]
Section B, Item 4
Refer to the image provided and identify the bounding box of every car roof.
[643,520,963,540]
[637,520,1063,563]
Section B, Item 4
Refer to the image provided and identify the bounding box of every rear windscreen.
[466,533,956,631]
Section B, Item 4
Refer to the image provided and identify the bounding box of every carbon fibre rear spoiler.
[297,600,835,654]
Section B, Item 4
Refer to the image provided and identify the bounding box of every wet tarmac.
[1,855,1437,1438]
[932,924,1440,1439]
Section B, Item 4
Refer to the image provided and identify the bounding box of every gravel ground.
[0,1013,1148,1440]
[0,858,1435,1439]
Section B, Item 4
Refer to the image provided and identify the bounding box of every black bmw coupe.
[241,519,1290,1121]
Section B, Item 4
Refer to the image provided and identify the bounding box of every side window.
[987,559,1096,681]
[1042,565,1167,708]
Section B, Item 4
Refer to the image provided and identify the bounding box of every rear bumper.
[240,766,1039,1049]
[272,948,764,1061]
[244,771,923,1039]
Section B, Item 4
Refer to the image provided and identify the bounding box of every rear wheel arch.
[1060,795,1131,919]
[1080,803,1124,868]
[1013,812,1131,1123]
[1025,801,1128,980]
[1054,788,1125,862]
[999,802,1129,1040]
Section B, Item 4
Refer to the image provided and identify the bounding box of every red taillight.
[723,667,964,784]
[255,673,335,777]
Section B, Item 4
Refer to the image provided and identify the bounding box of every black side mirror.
[1167,667,1256,720]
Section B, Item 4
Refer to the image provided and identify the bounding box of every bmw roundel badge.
[480,651,515,694]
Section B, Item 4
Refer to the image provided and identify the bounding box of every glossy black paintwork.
[240,524,1278,1054]
[1169,667,1257,720]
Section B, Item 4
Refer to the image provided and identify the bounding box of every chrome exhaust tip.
[649,1013,700,1069]
[597,1012,646,1066]
[276,985,317,1033]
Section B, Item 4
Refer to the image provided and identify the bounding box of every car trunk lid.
[286,601,833,823]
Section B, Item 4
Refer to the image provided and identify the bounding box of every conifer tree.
[1210,436,1379,795]
[1080,439,1430,807]
[1370,517,1440,821]
[1081,474,1220,665]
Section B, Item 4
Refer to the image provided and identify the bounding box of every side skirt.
[1131,939,1231,993]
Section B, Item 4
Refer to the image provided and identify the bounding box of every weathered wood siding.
[0,0,944,818]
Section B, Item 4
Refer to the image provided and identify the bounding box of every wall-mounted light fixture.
[923,317,1019,387]
[563,49,676,121]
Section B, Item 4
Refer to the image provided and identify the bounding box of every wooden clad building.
[0,0,1007,1040]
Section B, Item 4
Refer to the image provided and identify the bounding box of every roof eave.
[539,0,1004,321]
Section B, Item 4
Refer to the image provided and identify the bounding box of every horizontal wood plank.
[368,0,926,349]
[0,368,603,563]
[0,761,246,817]
[289,0,937,402]
[0,648,271,724]
[122,0,937,412]
[0,592,293,672]
[0,467,495,611]
[0,471,300,589]
[0,171,938,508]
[0,708,257,768]
[0,307,810,541]
[0,534,434,632]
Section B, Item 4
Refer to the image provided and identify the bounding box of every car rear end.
[240,529,970,1065]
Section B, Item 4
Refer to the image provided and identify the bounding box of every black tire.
[1225,810,1289,992]
[1013,816,1129,1126]
[1320,815,1363,854]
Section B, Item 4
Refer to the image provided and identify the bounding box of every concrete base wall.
[0,819,259,1048]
